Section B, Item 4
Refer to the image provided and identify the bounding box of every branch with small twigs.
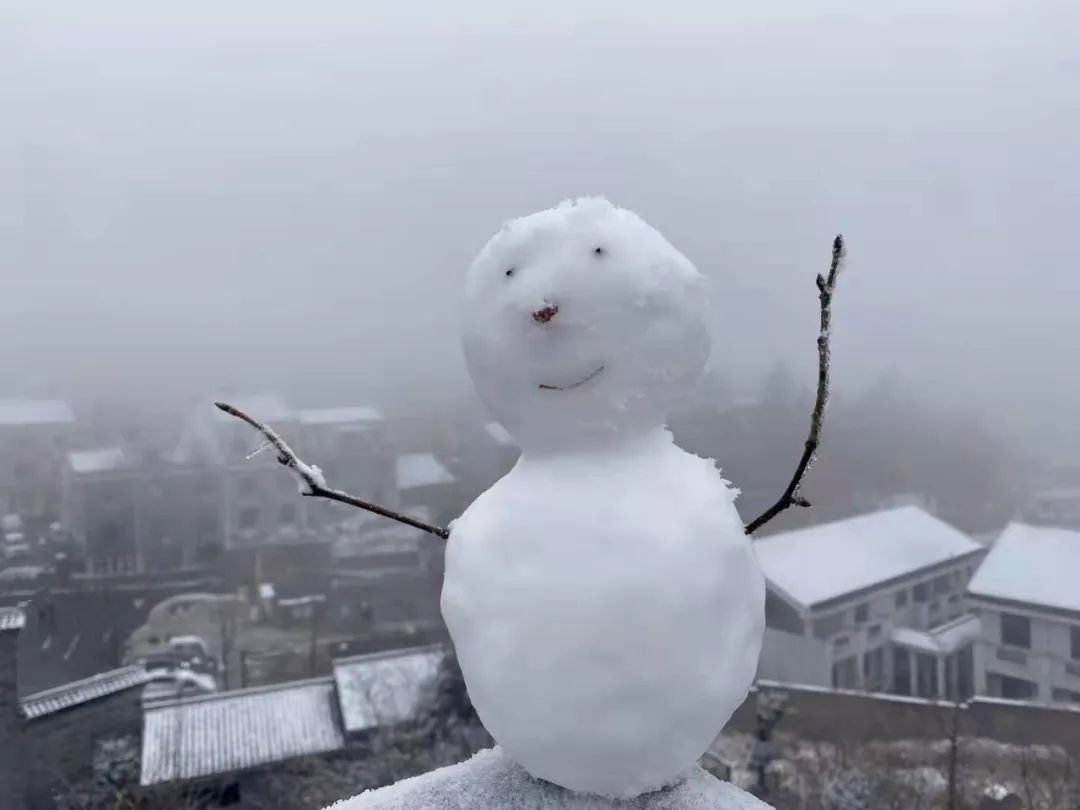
[744,234,846,536]
[213,401,450,540]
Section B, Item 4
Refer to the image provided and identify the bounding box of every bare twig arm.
[744,234,846,536]
[214,401,450,540]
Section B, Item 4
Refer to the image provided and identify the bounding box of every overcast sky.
[3,0,1078,457]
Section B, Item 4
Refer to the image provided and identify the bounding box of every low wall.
[724,680,1080,762]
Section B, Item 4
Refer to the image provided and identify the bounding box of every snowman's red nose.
[532,303,559,324]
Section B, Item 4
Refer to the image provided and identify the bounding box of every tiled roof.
[21,665,152,719]
[141,677,344,785]
[333,645,442,735]
[0,606,25,632]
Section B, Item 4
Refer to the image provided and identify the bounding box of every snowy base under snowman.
[325,747,771,810]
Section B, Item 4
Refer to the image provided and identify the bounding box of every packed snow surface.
[328,747,772,809]
[968,522,1080,613]
[444,198,765,797]
[461,197,709,456]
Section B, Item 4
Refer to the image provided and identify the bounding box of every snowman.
[441,197,766,798]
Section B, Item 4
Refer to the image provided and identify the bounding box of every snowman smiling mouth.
[538,365,606,391]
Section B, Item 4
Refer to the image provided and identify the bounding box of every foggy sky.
[3,1,1079,458]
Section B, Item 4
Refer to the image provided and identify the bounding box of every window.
[895,589,908,607]
[987,672,1037,700]
[913,582,929,603]
[833,636,850,650]
[933,574,951,595]
[239,508,259,530]
[237,475,257,496]
[813,612,844,639]
[1071,626,1080,661]
[868,624,882,639]
[279,503,297,526]
[854,603,869,623]
[1000,613,1031,649]
[832,656,858,689]
[1052,688,1080,705]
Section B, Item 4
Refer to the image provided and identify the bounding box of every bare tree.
[744,234,846,535]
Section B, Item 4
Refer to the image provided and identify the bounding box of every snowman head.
[462,198,710,454]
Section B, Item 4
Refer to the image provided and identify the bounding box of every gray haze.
[3,0,1079,457]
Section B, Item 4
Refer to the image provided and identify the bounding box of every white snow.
[889,614,980,655]
[326,747,770,810]
[292,459,327,494]
[299,406,383,425]
[967,522,1080,613]
[396,453,454,490]
[444,198,764,798]
[460,197,709,456]
[333,646,442,734]
[753,506,982,609]
[68,446,127,474]
[0,399,74,426]
[485,421,515,446]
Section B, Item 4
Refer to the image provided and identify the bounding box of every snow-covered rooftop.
[141,677,344,785]
[327,746,768,809]
[890,614,981,655]
[484,422,515,446]
[300,406,383,425]
[396,453,455,490]
[0,606,25,632]
[967,522,1080,615]
[0,399,74,426]
[21,665,152,719]
[68,446,127,474]
[333,645,442,734]
[755,506,983,609]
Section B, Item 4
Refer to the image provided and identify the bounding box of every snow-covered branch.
[744,234,846,536]
[214,401,450,540]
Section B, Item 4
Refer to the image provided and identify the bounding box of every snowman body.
[442,198,765,797]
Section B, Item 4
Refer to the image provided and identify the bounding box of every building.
[755,506,985,699]
[1,606,27,808]
[61,394,393,573]
[967,522,1080,704]
[0,399,76,541]
[19,665,153,805]
[140,644,444,792]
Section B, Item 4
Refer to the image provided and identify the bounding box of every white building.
[967,523,1080,705]
[755,506,985,698]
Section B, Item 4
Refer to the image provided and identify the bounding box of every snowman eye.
[505,266,516,278]
[593,246,605,257]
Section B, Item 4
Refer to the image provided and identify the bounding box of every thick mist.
[4,0,1079,459]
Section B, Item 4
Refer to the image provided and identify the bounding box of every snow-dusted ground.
[327,747,771,810]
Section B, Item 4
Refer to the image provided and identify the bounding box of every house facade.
[755,506,985,699]
[61,395,394,573]
[968,523,1080,705]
